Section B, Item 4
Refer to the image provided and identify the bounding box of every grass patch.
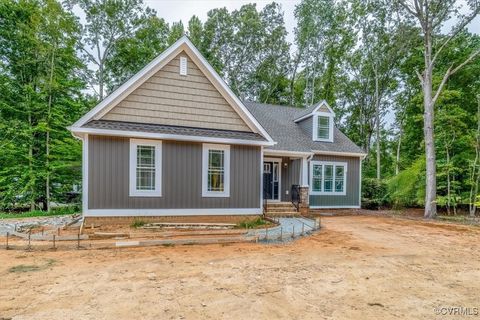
[437,215,480,225]
[236,217,270,229]
[131,219,147,228]
[0,206,79,219]
[162,243,175,247]
[8,259,56,273]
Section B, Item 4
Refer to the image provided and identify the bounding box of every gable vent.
[179,56,187,76]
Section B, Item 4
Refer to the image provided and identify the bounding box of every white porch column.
[301,156,309,187]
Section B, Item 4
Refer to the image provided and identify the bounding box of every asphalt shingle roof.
[83,120,267,142]
[244,102,365,154]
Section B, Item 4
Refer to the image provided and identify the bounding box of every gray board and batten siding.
[309,154,361,207]
[88,135,261,210]
[280,158,301,202]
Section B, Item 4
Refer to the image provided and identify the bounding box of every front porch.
[262,151,310,216]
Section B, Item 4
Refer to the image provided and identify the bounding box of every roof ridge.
[243,100,307,111]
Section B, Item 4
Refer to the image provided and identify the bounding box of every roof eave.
[69,126,276,147]
[311,149,367,159]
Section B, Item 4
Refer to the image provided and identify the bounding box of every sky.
[144,0,301,44]
[145,0,480,47]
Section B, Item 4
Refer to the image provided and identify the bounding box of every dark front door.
[263,161,279,200]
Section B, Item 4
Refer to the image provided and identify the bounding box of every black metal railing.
[263,189,270,215]
[291,184,300,212]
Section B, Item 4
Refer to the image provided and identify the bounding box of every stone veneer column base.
[299,186,310,215]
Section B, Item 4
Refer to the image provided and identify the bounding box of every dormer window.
[317,116,330,139]
[313,113,334,142]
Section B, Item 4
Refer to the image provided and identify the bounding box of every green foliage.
[0,0,85,211]
[362,178,389,209]
[236,218,269,229]
[131,219,146,228]
[1,0,479,214]
[0,205,79,219]
[387,158,426,208]
[8,259,56,273]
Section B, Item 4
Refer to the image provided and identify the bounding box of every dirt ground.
[0,215,479,320]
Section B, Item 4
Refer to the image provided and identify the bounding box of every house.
[69,36,366,224]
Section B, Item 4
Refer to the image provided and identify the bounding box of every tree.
[68,0,161,99]
[0,0,85,211]
[168,21,185,45]
[293,0,354,108]
[397,0,480,218]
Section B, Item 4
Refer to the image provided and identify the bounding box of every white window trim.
[312,112,334,142]
[310,161,347,196]
[129,139,162,197]
[202,143,230,197]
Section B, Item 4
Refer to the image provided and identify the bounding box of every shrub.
[387,157,425,208]
[131,219,146,228]
[362,178,389,209]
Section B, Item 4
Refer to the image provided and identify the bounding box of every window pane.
[136,145,156,191]
[208,171,224,191]
[324,165,333,192]
[312,164,322,192]
[137,146,155,167]
[273,163,279,182]
[136,168,155,190]
[208,149,225,192]
[209,150,224,169]
[335,166,345,192]
[317,116,330,139]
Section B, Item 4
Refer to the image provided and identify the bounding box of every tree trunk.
[45,49,56,212]
[28,112,35,211]
[423,80,437,219]
[423,29,437,219]
[446,147,451,215]
[469,94,480,217]
[395,123,403,175]
[374,64,381,180]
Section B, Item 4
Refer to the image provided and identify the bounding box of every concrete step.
[266,207,297,211]
[266,202,296,207]
[265,212,301,217]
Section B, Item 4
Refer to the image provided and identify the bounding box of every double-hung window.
[313,113,334,142]
[310,161,347,195]
[202,144,230,197]
[129,139,162,197]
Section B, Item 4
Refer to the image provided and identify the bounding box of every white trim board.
[82,134,89,215]
[129,139,162,197]
[263,149,313,157]
[312,112,334,143]
[69,127,274,146]
[202,143,231,198]
[85,208,262,217]
[294,100,335,123]
[309,206,361,209]
[70,36,274,144]
[310,161,348,196]
[312,150,367,158]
